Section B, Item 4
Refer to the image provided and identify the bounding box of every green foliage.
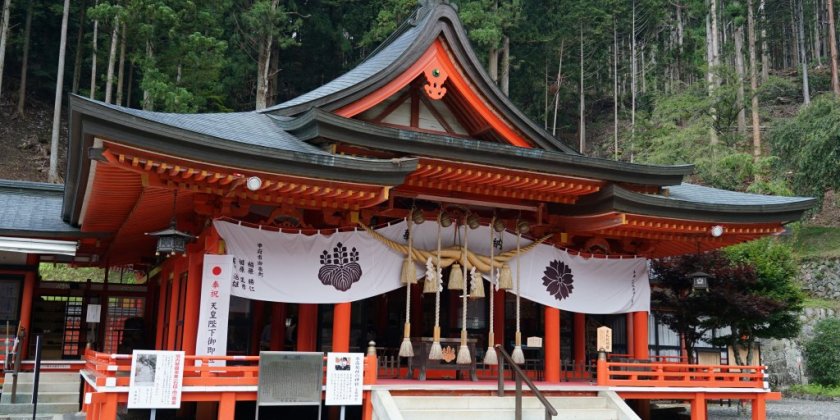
[653,241,803,365]
[769,94,840,200]
[758,76,799,104]
[804,319,840,387]
[360,0,417,47]
[788,384,840,397]
[786,226,840,260]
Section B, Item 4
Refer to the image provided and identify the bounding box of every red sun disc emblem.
[212,266,222,276]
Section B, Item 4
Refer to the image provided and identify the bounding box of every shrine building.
[0,2,815,420]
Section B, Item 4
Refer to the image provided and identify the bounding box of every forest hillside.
[0,0,837,229]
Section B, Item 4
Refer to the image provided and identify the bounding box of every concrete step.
[2,382,80,393]
[0,402,79,415]
[1,392,80,404]
[399,408,618,420]
[392,395,608,410]
[4,373,80,383]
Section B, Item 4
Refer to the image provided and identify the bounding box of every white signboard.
[85,304,101,323]
[325,352,364,406]
[195,254,233,366]
[128,350,185,409]
[597,326,613,352]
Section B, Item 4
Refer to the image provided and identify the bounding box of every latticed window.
[103,297,145,354]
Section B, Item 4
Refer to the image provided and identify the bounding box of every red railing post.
[218,392,236,420]
[596,352,607,386]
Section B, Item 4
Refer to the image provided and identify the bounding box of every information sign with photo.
[325,352,363,406]
[128,350,185,409]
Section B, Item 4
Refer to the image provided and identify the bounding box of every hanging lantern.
[689,271,711,291]
[146,190,194,257]
[146,220,195,257]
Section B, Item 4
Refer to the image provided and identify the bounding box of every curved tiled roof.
[0,180,79,237]
[664,183,813,207]
[91,101,323,155]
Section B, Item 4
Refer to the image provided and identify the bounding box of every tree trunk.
[16,0,33,116]
[488,46,499,84]
[579,24,585,155]
[797,0,811,103]
[105,15,119,104]
[760,0,770,82]
[72,0,86,94]
[255,0,279,111]
[614,19,619,161]
[815,0,823,66]
[748,0,763,159]
[115,23,125,106]
[829,0,840,94]
[142,41,152,110]
[631,0,638,158]
[791,0,800,68]
[500,36,510,96]
[49,0,71,184]
[0,0,13,101]
[551,40,564,137]
[90,1,99,100]
[735,25,747,134]
[268,44,279,106]
[707,6,720,146]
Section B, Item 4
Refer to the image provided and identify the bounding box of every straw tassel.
[469,267,484,298]
[483,331,498,365]
[399,218,416,357]
[448,263,464,290]
[429,326,443,360]
[457,222,471,364]
[423,257,440,293]
[511,331,525,364]
[429,213,445,360]
[498,264,513,290]
[484,219,498,365]
[398,323,414,357]
[401,258,417,285]
[457,329,471,364]
[511,231,525,364]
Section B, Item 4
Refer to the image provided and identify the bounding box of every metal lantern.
[689,271,711,291]
[146,189,194,257]
[146,219,195,257]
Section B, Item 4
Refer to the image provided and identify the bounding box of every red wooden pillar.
[251,300,265,353]
[155,266,170,349]
[493,289,506,348]
[297,304,318,351]
[18,269,36,359]
[632,311,649,360]
[166,258,186,350]
[691,393,707,420]
[269,303,287,350]
[181,248,204,355]
[574,312,586,368]
[544,307,561,382]
[332,302,351,352]
[626,312,635,359]
[751,395,766,420]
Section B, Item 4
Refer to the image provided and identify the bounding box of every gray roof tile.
[664,183,813,206]
[93,102,327,155]
[0,180,78,235]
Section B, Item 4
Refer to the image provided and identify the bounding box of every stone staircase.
[0,372,82,420]
[373,391,640,420]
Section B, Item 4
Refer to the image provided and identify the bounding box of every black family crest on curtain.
[542,259,574,301]
[319,242,363,291]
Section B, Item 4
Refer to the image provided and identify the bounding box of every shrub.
[758,76,799,104]
[804,318,840,386]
